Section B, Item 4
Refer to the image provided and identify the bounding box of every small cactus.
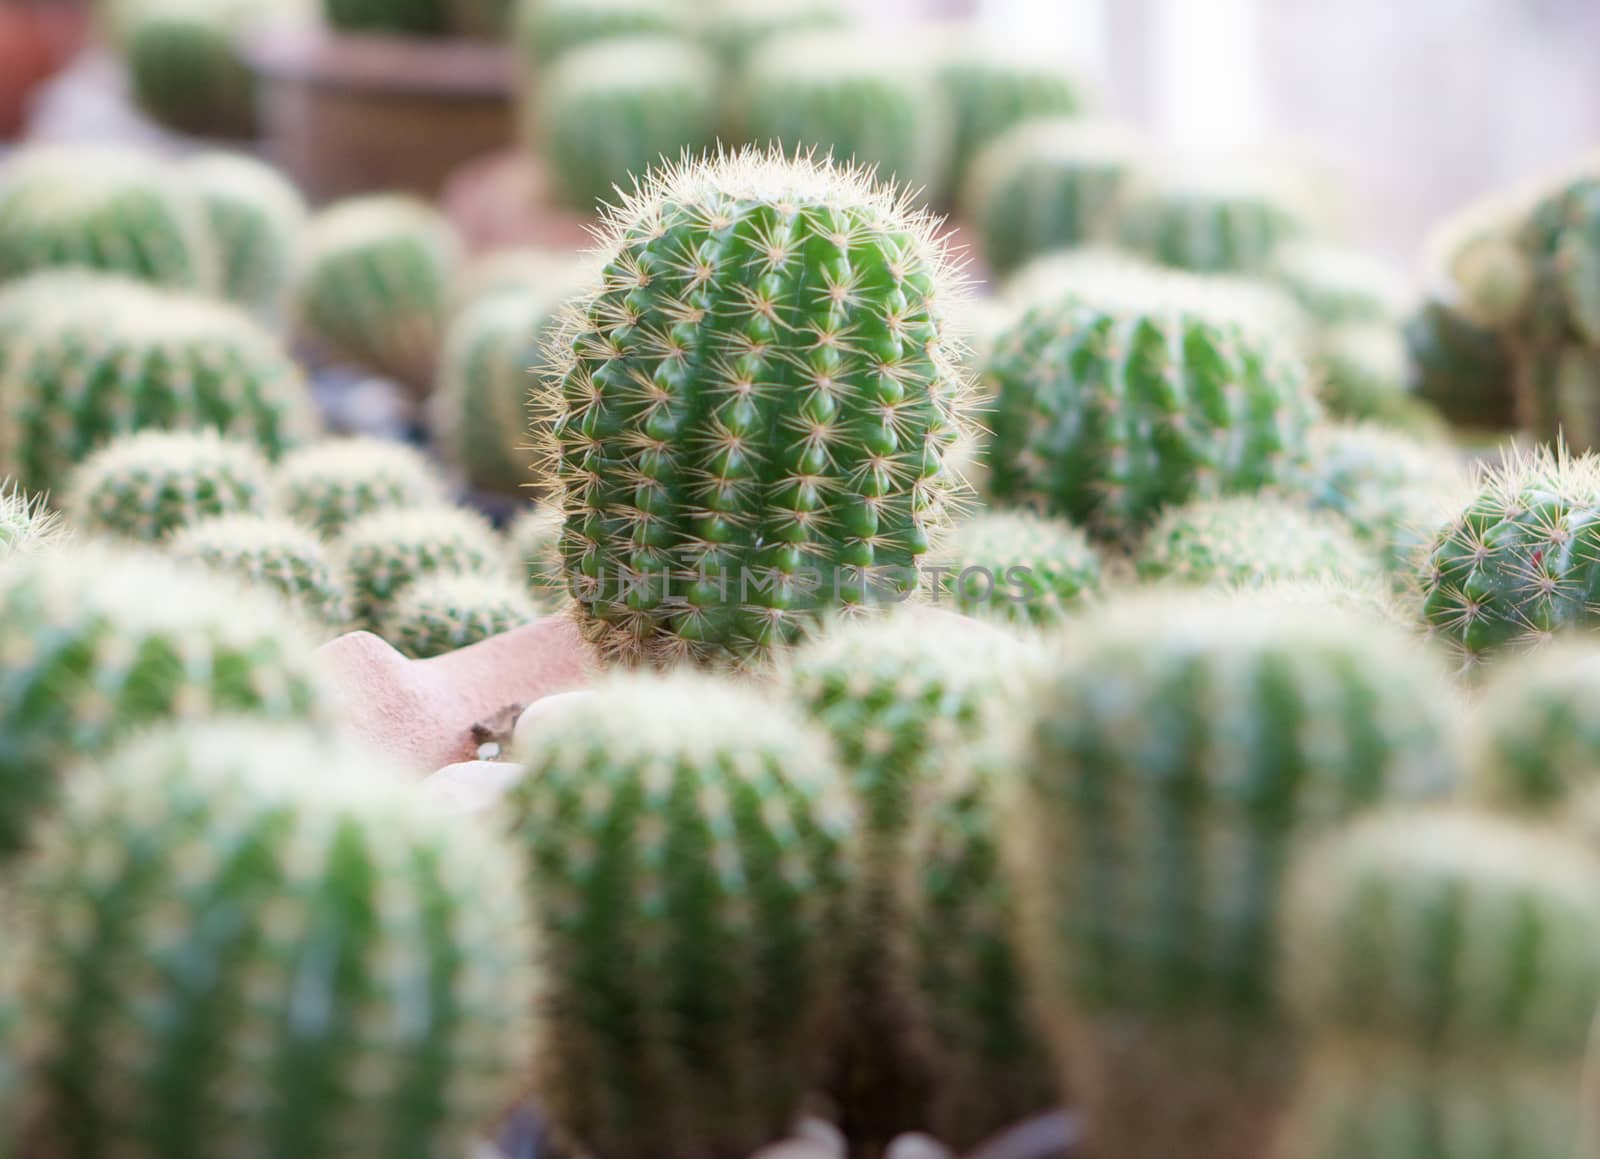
[934,509,1101,627]
[1117,167,1310,274]
[184,151,308,317]
[1314,322,1448,436]
[275,438,450,539]
[1270,241,1411,328]
[1135,495,1377,590]
[63,429,273,544]
[0,482,62,564]
[514,0,686,70]
[14,717,535,1159]
[377,572,540,657]
[338,504,508,629]
[169,513,352,632]
[123,0,264,139]
[1468,642,1600,813]
[501,671,856,1159]
[504,504,566,601]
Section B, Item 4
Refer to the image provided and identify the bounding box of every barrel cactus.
[1270,242,1410,328]
[339,504,508,629]
[13,718,535,1159]
[1466,641,1600,813]
[169,513,352,632]
[935,509,1101,627]
[122,0,264,139]
[514,0,686,70]
[539,148,974,667]
[1135,495,1377,590]
[184,151,308,317]
[1117,168,1310,274]
[377,573,540,658]
[1315,322,1424,426]
[502,672,856,1159]
[275,438,450,539]
[0,482,62,564]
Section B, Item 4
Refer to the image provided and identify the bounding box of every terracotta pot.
[0,0,92,139]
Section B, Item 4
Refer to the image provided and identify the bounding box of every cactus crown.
[169,513,352,633]
[0,482,62,564]
[1117,162,1313,274]
[378,573,539,658]
[1136,495,1377,590]
[275,438,450,539]
[338,504,508,629]
[1271,241,1411,326]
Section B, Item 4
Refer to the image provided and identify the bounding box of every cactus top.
[1270,241,1412,327]
[299,195,457,268]
[542,148,973,666]
[275,438,450,539]
[0,482,61,564]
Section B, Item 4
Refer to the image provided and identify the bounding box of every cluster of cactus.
[1116,167,1311,274]
[183,152,308,317]
[121,0,266,139]
[514,0,687,70]
[12,717,535,1159]
[338,504,509,629]
[377,572,539,657]
[538,148,973,668]
[1135,495,1376,590]
[934,509,1102,627]
[274,437,449,539]
[169,513,352,632]
[0,481,61,564]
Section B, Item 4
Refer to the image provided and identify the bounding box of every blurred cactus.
[170,513,352,632]
[1117,168,1311,274]
[184,152,308,318]
[515,0,686,70]
[1270,242,1410,328]
[339,504,508,629]
[1135,495,1377,590]
[1403,296,1518,431]
[275,437,450,540]
[1469,642,1600,813]
[935,509,1102,628]
[503,505,565,601]
[123,0,265,138]
[1315,322,1429,428]
[378,572,540,657]
[692,0,846,72]
[323,0,447,34]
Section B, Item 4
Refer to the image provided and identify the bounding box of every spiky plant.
[1010,595,1462,1159]
[1135,495,1377,590]
[0,545,327,858]
[513,0,686,70]
[323,0,447,34]
[338,504,509,629]
[169,513,352,632]
[690,0,847,73]
[122,0,264,139]
[1117,167,1310,274]
[378,573,540,658]
[983,264,1318,542]
[1270,242,1411,328]
[934,509,1101,628]
[965,118,1143,275]
[0,482,62,564]
[183,151,308,317]
[293,195,460,393]
[0,145,217,290]
[275,438,450,539]
[537,36,719,215]
[1403,297,1519,432]
[501,671,856,1159]
[538,148,974,667]
[0,279,319,497]
[14,717,536,1159]
[504,505,566,601]
[1466,641,1600,813]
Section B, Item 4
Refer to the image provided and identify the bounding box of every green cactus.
[339,504,508,629]
[1270,242,1410,328]
[1135,495,1377,590]
[0,545,327,858]
[1466,642,1600,813]
[169,513,353,632]
[275,438,450,540]
[0,146,217,290]
[293,195,460,393]
[1403,295,1518,431]
[0,278,319,498]
[540,148,974,667]
[1426,192,1537,332]
[0,482,62,564]
[184,152,308,318]
[691,0,846,72]
[63,429,273,544]
[965,119,1143,276]
[1515,340,1600,453]
[1277,811,1600,1159]
[983,264,1318,542]
[1117,169,1310,274]
[378,573,540,657]
[1315,322,1442,432]
[323,0,447,34]
[123,0,264,139]
[501,671,855,1159]
[1010,595,1462,1159]
[504,504,566,600]
[934,509,1101,628]
[514,0,686,70]
[14,717,535,1159]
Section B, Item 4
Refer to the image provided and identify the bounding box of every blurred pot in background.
[0,0,93,139]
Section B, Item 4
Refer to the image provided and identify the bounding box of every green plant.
[1314,323,1413,422]
[14,717,535,1159]
[274,438,449,539]
[501,671,855,1159]
[0,145,216,290]
[169,513,352,632]
[1011,595,1462,1159]
[0,279,319,498]
[338,504,508,629]
[0,481,62,564]
[983,264,1317,542]
[1117,168,1310,274]
[691,0,846,73]
[504,505,566,602]
[184,151,308,318]
[0,545,327,858]
[965,118,1143,275]
[1135,495,1376,590]
[1403,296,1519,431]
[934,509,1101,627]
[1270,241,1410,328]
[1465,642,1600,813]
[377,572,540,657]
[123,0,264,139]
[539,148,974,667]
[293,195,460,393]
[514,0,686,70]
[323,0,447,34]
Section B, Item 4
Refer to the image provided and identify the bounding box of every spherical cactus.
[0,545,327,858]
[1135,495,1377,590]
[377,572,540,658]
[63,428,273,544]
[934,509,1101,627]
[965,118,1143,276]
[1010,595,1462,1159]
[1314,322,1417,423]
[1117,168,1310,274]
[169,513,352,632]
[339,504,508,629]
[691,0,847,73]
[983,265,1318,542]
[1270,242,1411,328]
[293,195,460,393]
[1426,191,1537,332]
[1403,296,1519,432]
[540,148,974,667]
[514,0,686,70]
[0,278,319,498]
[274,438,449,539]
[504,504,566,601]
[323,0,447,34]
[0,481,62,564]
[123,0,263,139]
[183,151,308,318]
[14,717,535,1159]
[537,36,719,215]
[1466,642,1600,813]
[502,671,856,1159]
[0,145,216,290]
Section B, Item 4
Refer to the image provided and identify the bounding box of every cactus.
[0,545,327,858]
[1010,595,1461,1159]
[1314,322,1424,426]
[1426,191,1538,333]
[539,148,973,667]
[934,509,1101,627]
[293,195,460,393]
[339,504,508,629]
[123,0,264,139]
[1224,576,1403,627]
[514,0,686,70]
[63,429,273,544]
[1270,242,1410,328]
[1135,495,1377,590]
[275,438,450,540]
[14,717,535,1159]
[1467,642,1600,813]
[1277,811,1600,1159]
[0,278,318,497]
[501,671,855,1159]
[378,573,540,658]
[1117,168,1310,274]
[184,151,308,317]
[0,145,216,290]
[965,118,1143,276]
[691,0,847,73]
[169,513,352,632]
[0,482,62,564]
[1515,340,1600,453]
[504,504,566,601]
[537,37,719,215]
[983,264,1318,542]
[323,0,447,34]
[1403,295,1518,431]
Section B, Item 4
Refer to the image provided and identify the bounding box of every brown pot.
[0,0,92,139]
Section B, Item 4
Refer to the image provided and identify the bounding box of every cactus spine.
[169,513,352,633]
[378,573,539,657]
[274,438,450,539]
[934,509,1101,627]
[0,482,62,564]
[1135,495,1376,590]
[184,152,308,318]
[338,505,508,629]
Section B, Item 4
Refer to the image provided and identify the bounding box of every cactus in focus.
[1403,295,1518,431]
[1010,595,1462,1159]
[0,278,318,497]
[514,0,686,70]
[504,505,566,601]
[1117,168,1310,274]
[323,0,447,34]
[339,504,508,629]
[1277,811,1600,1159]
[123,0,264,139]
[378,573,540,657]
[983,264,1317,542]
[502,672,855,1159]
[15,717,535,1159]
[934,509,1101,628]
[539,148,974,667]
[293,195,460,393]
[275,437,450,540]
[1270,241,1410,328]
[1135,495,1377,590]
[0,482,62,564]
[184,151,308,317]
[170,513,352,632]
[1467,642,1600,813]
